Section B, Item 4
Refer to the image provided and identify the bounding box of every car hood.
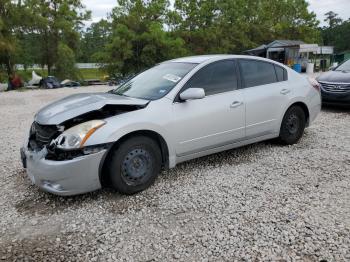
[317,70,350,83]
[35,92,149,125]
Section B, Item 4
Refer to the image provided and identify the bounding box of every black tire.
[108,136,161,195]
[278,106,306,145]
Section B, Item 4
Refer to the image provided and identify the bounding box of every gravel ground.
[0,86,349,261]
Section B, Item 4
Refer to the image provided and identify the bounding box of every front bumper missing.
[21,146,107,196]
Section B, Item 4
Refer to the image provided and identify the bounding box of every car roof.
[169,55,226,64]
[168,54,280,65]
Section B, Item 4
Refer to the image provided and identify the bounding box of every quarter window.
[274,65,288,81]
[184,60,238,96]
[239,60,277,88]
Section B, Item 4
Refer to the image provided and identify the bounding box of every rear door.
[238,59,290,138]
[171,60,245,156]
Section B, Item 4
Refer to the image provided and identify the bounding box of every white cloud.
[82,0,115,25]
[308,0,350,26]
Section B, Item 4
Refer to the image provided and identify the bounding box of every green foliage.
[1,0,90,79]
[171,0,320,54]
[324,11,343,28]
[78,19,112,62]
[322,12,350,52]
[99,0,187,77]
[54,43,78,80]
[25,0,91,74]
[0,0,28,75]
[0,0,334,81]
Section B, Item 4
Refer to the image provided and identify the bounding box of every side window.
[184,60,238,96]
[274,65,288,82]
[239,60,277,88]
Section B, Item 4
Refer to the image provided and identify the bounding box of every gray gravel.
[0,86,349,261]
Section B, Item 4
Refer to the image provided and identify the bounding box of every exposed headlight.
[54,120,106,150]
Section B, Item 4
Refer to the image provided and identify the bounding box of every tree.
[100,0,187,77]
[324,11,342,28]
[0,0,327,81]
[55,42,78,79]
[322,13,350,52]
[25,0,91,75]
[169,0,223,54]
[79,19,112,62]
[16,33,42,70]
[170,0,320,54]
[0,0,28,76]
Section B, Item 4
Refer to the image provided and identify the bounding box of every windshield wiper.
[116,93,131,98]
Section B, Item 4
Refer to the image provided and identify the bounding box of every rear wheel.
[108,136,161,195]
[278,106,306,145]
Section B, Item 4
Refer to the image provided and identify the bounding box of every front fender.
[83,103,176,168]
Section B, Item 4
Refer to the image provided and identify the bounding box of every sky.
[82,0,350,26]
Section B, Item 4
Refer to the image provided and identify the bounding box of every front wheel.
[108,136,162,195]
[278,106,306,145]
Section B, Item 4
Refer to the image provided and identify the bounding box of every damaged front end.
[21,104,148,195]
[26,103,146,161]
[21,92,150,195]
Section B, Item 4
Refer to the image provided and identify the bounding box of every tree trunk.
[5,55,14,77]
[43,29,52,75]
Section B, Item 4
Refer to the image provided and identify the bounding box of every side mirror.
[180,88,205,101]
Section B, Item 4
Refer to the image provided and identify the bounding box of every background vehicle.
[317,59,350,106]
[40,76,61,89]
[21,55,321,196]
[61,80,81,87]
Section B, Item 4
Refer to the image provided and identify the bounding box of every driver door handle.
[280,89,291,95]
[230,101,243,108]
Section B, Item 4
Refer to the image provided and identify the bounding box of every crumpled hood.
[317,70,350,83]
[35,92,149,125]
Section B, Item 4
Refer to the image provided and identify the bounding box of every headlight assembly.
[54,120,106,150]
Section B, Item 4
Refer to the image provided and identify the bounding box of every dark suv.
[317,59,350,107]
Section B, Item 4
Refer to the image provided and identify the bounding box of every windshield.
[335,59,350,71]
[112,62,197,100]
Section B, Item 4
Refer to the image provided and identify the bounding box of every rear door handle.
[230,101,243,108]
[280,89,291,95]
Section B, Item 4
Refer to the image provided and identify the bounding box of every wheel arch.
[99,130,170,187]
[287,101,310,127]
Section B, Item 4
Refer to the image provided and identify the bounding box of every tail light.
[308,77,321,92]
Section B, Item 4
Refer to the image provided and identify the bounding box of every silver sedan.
[21,55,321,196]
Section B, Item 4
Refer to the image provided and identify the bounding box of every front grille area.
[29,122,59,150]
[320,82,350,93]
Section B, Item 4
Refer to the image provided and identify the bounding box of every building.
[244,40,334,72]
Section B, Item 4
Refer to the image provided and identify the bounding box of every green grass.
[78,68,106,80]
[16,69,48,82]
[13,68,106,82]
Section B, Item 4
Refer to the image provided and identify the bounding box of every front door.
[170,60,245,156]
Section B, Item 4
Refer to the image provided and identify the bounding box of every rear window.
[239,60,277,88]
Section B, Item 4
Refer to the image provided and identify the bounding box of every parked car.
[40,76,61,89]
[61,79,81,88]
[317,59,350,106]
[83,79,106,86]
[20,55,321,196]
